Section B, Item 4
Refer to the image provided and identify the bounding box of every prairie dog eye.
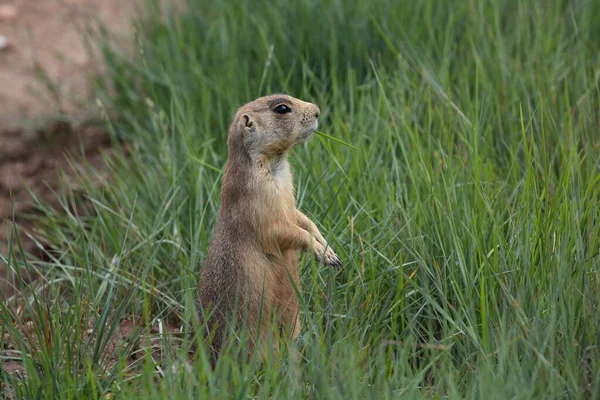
[273,104,292,114]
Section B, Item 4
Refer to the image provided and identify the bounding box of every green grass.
[2,0,600,398]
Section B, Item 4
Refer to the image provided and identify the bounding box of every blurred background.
[0,0,135,296]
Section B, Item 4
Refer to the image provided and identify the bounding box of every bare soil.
[0,1,190,385]
[0,0,135,298]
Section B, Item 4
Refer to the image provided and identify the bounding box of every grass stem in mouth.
[314,130,360,150]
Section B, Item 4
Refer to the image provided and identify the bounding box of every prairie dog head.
[231,94,321,158]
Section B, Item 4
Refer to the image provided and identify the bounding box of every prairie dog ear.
[239,113,256,135]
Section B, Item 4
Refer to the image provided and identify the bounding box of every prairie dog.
[197,94,341,362]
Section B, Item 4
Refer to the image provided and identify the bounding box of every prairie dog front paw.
[314,242,342,266]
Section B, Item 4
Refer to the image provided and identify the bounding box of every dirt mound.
[0,0,134,130]
[0,0,136,299]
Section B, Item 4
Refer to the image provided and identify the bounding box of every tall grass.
[2,0,599,398]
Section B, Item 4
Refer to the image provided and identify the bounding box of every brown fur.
[197,94,341,363]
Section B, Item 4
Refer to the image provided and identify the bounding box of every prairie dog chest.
[258,159,295,210]
[270,158,292,186]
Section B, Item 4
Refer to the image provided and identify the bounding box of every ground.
[0,0,134,297]
[0,1,181,382]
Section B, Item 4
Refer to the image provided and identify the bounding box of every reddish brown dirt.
[0,0,135,129]
[0,1,190,386]
[0,0,135,298]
